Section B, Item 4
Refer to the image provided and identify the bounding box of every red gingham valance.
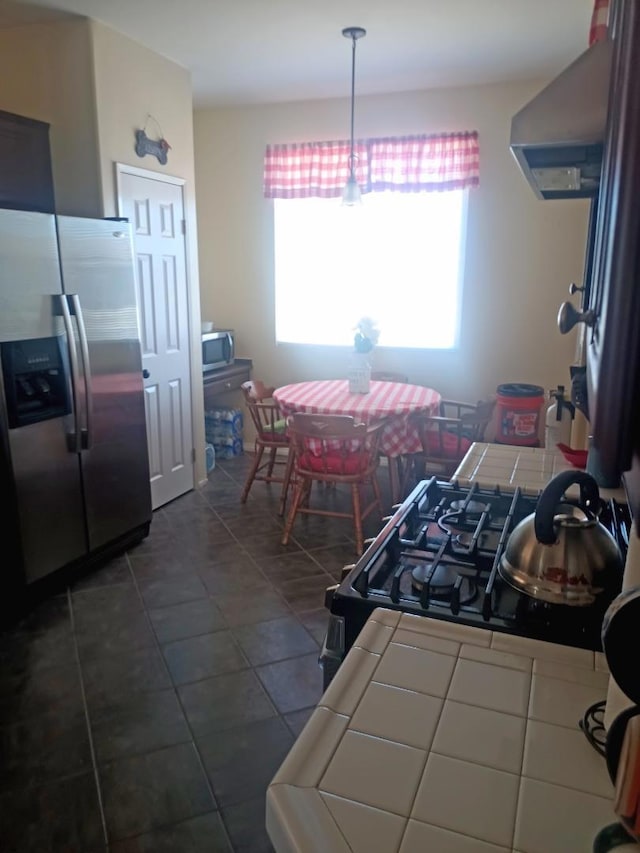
[263,132,479,199]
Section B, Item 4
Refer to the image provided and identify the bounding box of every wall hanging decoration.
[134,114,171,165]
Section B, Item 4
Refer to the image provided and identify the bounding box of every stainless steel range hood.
[510,37,613,199]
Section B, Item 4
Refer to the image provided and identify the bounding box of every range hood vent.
[510,37,613,199]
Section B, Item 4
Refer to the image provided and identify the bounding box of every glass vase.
[348,352,371,394]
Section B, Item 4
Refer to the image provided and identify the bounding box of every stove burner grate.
[332,478,631,655]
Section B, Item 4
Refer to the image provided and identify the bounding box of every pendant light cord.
[341,27,366,203]
[342,27,366,181]
[349,33,356,177]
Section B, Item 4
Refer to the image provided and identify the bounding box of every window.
[274,189,467,349]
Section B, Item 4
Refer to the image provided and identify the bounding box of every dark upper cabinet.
[586,0,640,518]
[0,109,55,214]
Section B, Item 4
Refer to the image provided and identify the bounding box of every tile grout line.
[66,586,110,851]
[197,484,344,650]
[122,549,238,849]
[124,549,277,852]
[172,482,337,783]
[394,633,460,852]
[510,658,534,851]
[144,500,328,697]
[171,472,352,765]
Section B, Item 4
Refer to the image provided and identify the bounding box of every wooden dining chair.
[240,380,293,515]
[404,398,496,486]
[281,413,385,554]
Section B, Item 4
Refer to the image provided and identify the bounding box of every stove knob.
[340,564,356,581]
[324,585,339,609]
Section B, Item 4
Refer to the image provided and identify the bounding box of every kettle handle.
[534,469,601,544]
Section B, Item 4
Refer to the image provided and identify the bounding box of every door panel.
[144,383,162,482]
[118,172,193,509]
[56,217,152,550]
[136,254,157,355]
[164,256,180,351]
[168,378,186,470]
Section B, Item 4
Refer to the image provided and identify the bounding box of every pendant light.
[341,26,366,206]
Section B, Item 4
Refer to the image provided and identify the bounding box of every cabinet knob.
[557,301,595,334]
[142,368,150,379]
[569,282,585,295]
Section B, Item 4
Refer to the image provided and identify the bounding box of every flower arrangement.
[353,316,380,354]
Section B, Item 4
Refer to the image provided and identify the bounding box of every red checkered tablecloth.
[274,379,441,458]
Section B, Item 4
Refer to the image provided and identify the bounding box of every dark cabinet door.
[586,0,640,508]
[0,110,55,214]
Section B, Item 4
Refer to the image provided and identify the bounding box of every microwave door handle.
[69,294,93,450]
[57,294,82,453]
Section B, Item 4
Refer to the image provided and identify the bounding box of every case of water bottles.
[204,406,244,460]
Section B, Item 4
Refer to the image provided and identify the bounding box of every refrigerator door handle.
[57,293,82,454]
[69,293,93,450]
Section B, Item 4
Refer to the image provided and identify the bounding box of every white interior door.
[117,168,194,509]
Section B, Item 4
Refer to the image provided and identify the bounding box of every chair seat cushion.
[263,419,287,434]
[424,430,472,459]
[299,450,368,475]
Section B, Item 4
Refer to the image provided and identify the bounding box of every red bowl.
[556,442,588,468]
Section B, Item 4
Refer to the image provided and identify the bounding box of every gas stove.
[320,477,630,686]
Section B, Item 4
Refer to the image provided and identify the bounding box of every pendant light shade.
[341,26,366,206]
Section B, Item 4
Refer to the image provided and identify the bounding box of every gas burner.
[411,563,478,605]
[437,507,490,556]
[454,531,474,548]
[450,499,489,519]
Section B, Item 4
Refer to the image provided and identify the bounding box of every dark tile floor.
[0,454,393,852]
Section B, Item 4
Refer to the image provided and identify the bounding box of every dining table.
[273,379,441,503]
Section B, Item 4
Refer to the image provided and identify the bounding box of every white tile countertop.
[453,442,627,503]
[453,441,636,735]
[266,608,637,853]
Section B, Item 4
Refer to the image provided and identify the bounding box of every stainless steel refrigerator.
[0,209,151,593]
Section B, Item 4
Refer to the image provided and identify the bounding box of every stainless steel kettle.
[499,470,623,606]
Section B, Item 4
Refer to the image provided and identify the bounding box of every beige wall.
[0,19,101,217]
[0,19,206,484]
[194,82,590,405]
[88,22,206,484]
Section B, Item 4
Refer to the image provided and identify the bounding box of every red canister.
[495,383,545,446]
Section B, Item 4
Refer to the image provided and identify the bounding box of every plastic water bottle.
[205,443,216,472]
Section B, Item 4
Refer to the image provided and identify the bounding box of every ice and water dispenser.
[1,336,71,428]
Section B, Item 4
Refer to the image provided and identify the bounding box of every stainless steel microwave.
[202,329,234,372]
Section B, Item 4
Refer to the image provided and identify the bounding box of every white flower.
[353,316,380,353]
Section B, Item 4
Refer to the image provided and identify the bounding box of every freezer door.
[0,210,87,582]
[57,216,151,550]
[0,209,62,341]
